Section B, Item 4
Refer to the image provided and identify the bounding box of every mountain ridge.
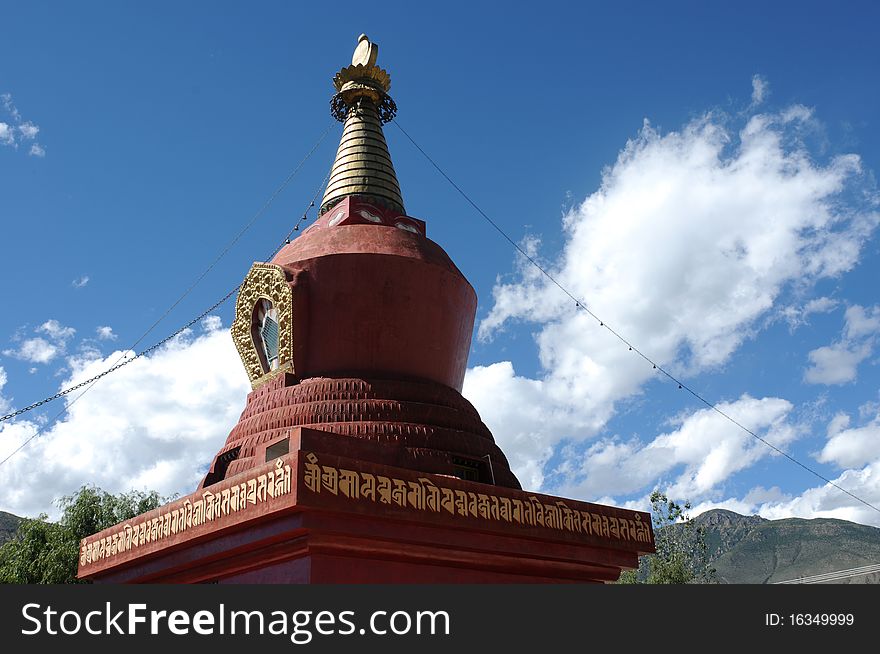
[692,509,880,584]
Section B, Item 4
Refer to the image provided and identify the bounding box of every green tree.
[0,486,167,584]
[617,490,716,584]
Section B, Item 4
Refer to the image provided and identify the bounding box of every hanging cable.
[393,118,880,518]
[0,127,338,472]
[0,168,330,468]
[276,164,334,249]
[0,123,335,426]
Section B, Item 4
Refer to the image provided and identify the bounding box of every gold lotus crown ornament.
[330,34,396,123]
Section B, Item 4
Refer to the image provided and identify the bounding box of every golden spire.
[320,34,405,215]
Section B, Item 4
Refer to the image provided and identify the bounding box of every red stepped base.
[79,429,654,584]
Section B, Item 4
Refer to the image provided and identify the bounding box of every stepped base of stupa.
[79,428,653,583]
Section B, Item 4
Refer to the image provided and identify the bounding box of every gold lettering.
[609,516,620,539]
[489,496,500,520]
[257,474,267,502]
[204,492,215,521]
[561,504,575,532]
[339,469,360,499]
[529,497,544,527]
[321,466,339,495]
[522,499,534,526]
[476,494,490,519]
[544,503,560,530]
[360,473,376,500]
[392,479,407,507]
[454,490,469,517]
[500,497,512,522]
[282,463,292,495]
[407,480,425,510]
[304,453,321,493]
[633,514,648,542]
[377,476,392,504]
[512,498,524,524]
[267,470,275,498]
[441,488,455,514]
[421,478,440,512]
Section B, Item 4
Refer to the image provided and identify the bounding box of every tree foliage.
[0,486,166,584]
[617,490,717,584]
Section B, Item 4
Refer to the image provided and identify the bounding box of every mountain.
[0,511,22,546]
[693,509,880,584]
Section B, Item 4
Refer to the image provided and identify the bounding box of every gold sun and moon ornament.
[330,34,397,124]
[231,263,294,389]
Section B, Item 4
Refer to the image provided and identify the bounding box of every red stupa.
[78,35,654,583]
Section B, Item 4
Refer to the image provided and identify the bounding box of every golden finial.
[321,34,404,215]
[330,34,395,122]
[352,34,378,67]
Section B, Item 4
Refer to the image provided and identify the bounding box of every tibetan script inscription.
[80,458,292,567]
[302,453,651,544]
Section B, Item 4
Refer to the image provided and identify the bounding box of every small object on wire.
[678,384,683,389]
[653,364,656,369]
[629,346,632,351]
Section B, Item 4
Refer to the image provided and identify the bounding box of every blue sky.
[2,1,879,526]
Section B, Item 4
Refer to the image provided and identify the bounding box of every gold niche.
[231,263,294,388]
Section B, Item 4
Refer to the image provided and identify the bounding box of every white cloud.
[0,319,250,519]
[751,74,769,105]
[72,275,89,288]
[780,296,838,330]
[96,326,117,341]
[804,342,871,385]
[0,122,13,146]
[3,320,76,365]
[201,315,223,332]
[844,304,880,339]
[0,93,44,156]
[804,304,880,385]
[3,338,61,364]
[554,395,798,501]
[468,102,878,490]
[0,366,10,414]
[18,121,39,140]
[819,409,880,469]
[38,319,75,343]
[1,93,19,121]
[691,464,880,528]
